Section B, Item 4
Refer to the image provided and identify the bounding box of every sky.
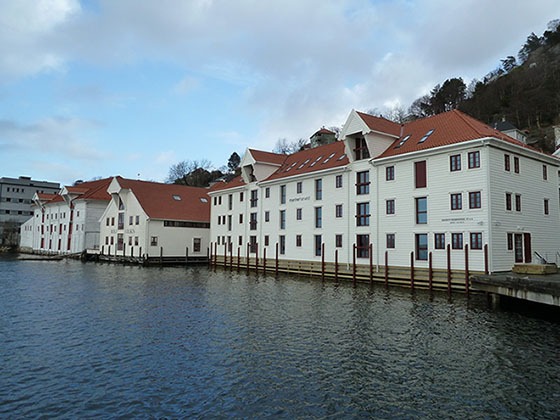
[1,0,559,186]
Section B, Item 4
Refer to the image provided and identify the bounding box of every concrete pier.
[470,272,560,307]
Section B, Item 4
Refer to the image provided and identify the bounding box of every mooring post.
[246,243,250,274]
[185,246,189,266]
[384,250,389,288]
[207,244,211,268]
[214,242,218,267]
[160,246,163,266]
[131,246,134,258]
[428,252,433,291]
[229,245,233,271]
[224,243,228,267]
[275,243,279,276]
[447,244,452,295]
[321,243,325,281]
[484,243,489,275]
[352,244,357,286]
[122,243,126,259]
[369,243,373,285]
[465,244,470,296]
[255,242,259,274]
[263,248,267,274]
[410,251,415,290]
[237,247,240,272]
[335,249,339,282]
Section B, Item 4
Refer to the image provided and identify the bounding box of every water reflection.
[0,258,559,418]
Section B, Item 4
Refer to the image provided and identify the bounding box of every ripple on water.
[0,259,559,418]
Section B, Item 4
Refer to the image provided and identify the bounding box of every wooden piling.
[321,243,325,281]
[410,251,415,290]
[369,243,373,285]
[275,243,279,276]
[263,248,267,274]
[465,244,470,296]
[428,252,433,291]
[352,244,356,286]
[447,244,452,294]
[334,249,339,282]
[484,243,489,275]
[384,251,388,288]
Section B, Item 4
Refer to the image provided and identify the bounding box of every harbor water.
[1,256,559,418]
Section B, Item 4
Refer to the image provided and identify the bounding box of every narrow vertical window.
[415,234,428,260]
[543,165,548,180]
[434,233,445,249]
[279,210,286,229]
[504,154,510,171]
[356,234,370,258]
[296,235,302,247]
[335,204,343,218]
[335,234,343,248]
[505,193,512,211]
[250,213,257,230]
[469,191,481,209]
[515,194,521,212]
[415,161,427,188]
[544,199,549,215]
[386,233,395,249]
[356,202,370,226]
[228,194,233,210]
[386,199,395,215]
[335,175,343,188]
[265,187,270,198]
[450,193,462,211]
[356,171,370,195]
[354,137,370,160]
[470,232,483,250]
[280,185,286,204]
[296,208,302,220]
[250,190,258,208]
[315,179,322,200]
[386,166,395,181]
[296,182,302,194]
[240,192,244,202]
[314,235,322,256]
[451,233,463,249]
[450,154,461,171]
[415,197,427,224]
[514,156,519,173]
[507,233,513,250]
[315,207,322,228]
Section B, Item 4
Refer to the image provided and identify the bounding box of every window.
[335,234,343,248]
[264,211,270,222]
[415,197,427,224]
[265,187,270,198]
[227,215,232,231]
[315,207,322,228]
[386,233,395,249]
[238,236,243,246]
[504,154,510,171]
[451,233,463,249]
[415,161,426,188]
[386,199,395,215]
[335,175,343,188]
[280,185,286,204]
[135,236,139,246]
[386,166,395,181]
[356,171,370,195]
[296,235,302,247]
[264,236,269,246]
[505,193,512,211]
[239,213,244,224]
[295,208,302,220]
[468,151,480,169]
[240,192,244,202]
[129,215,133,225]
[514,156,519,173]
[450,154,461,171]
[250,213,257,230]
[280,210,286,229]
[335,204,343,218]
[279,235,286,255]
[356,202,370,226]
[135,215,139,225]
[314,235,322,256]
[507,233,513,250]
[356,234,370,258]
[296,182,302,194]
[543,165,548,180]
[515,194,521,212]
[434,233,445,249]
[118,213,124,230]
[544,199,549,215]
[315,179,322,200]
[450,193,462,211]
[228,194,233,210]
[249,236,257,254]
[106,217,110,226]
[415,234,428,260]
[470,232,483,250]
[354,137,370,160]
[218,196,222,205]
[151,236,158,246]
[111,217,115,226]
[213,197,217,206]
[469,191,481,209]
[193,238,201,252]
[250,190,258,208]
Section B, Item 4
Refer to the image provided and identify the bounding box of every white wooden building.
[98,177,210,259]
[19,178,112,254]
[209,109,560,273]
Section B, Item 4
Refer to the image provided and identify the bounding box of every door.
[514,234,523,263]
[523,233,532,263]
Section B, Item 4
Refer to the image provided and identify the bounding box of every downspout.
[484,139,493,273]
[347,166,351,269]
[374,160,380,272]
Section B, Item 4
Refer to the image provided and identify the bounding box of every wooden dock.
[470,273,560,307]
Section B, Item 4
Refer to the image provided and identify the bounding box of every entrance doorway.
[514,233,532,263]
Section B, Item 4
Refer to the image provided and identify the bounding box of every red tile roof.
[65,178,113,201]
[248,149,287,165]
[312,127,335,136]
[209,175,246,193]
[375,109,535,159]
[116,177,210,222]
[266,140,348,181]
[356,111,401,137]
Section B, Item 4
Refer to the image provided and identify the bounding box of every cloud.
[172,76,200,95]
[0,116,106,160]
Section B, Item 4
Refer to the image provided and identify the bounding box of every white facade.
[98,177,210,258]
[209,110,560,273]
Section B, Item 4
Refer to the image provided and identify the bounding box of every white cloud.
[173,76,200,95]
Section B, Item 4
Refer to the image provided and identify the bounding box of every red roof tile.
[356,111,401,137]
[209,175,246,193]
[248,149,287,165]
[116,177,210,222]
[376,110,535,159]
[65,178,113,201]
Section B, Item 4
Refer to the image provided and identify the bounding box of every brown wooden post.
[263,248,267,274]
[410,251,415,290]
[224,243,228,267]
[131,246,134,258]
[352,244,357,286]
[214,242,218,267]
[185,246,189,265]
[101,245,104,255]
[369,243,373,285]
[246,243,250,274]
[108,245,111,256]
[139,246,142,260]
[465,244,470,296]
[384,250,388,288]
[484,243,489,274]
[334,249,339,282]
[237,247,240,272]
[229,245,233,271]
[321,243,325,281]
[255,242,259,273]
[447,244,452,294]
[275,242,279,276]
[160,246,163,266]
[123,243,126,258]
[207,244,211,268]
[428,251,433,291]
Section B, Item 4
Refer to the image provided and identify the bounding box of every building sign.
[441,217,475,224]
[289,196,311,203]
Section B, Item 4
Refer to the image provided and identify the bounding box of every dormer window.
[354,137,370,160]
[118,197,124,210]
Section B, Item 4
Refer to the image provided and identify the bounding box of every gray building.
[0,176,60,246]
